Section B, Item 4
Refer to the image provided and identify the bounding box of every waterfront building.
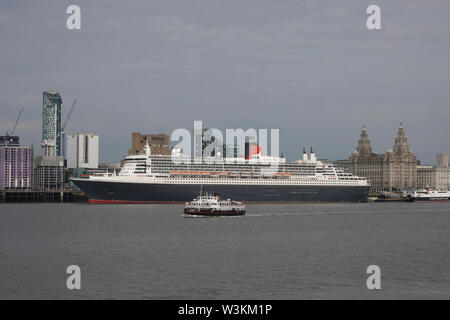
[417,154,450,190]
[40,139,56,157]
[417,165,434,189]
[33,156,64,190]
[67,133,99,169]
[201,128,219,157]
[348,127,386,191]
[32,90,66,190]
[332,159,351,173]
[198,128,232,158]
[128,132,170,156]
[41,90,62,157]
[389,124,417,190]
[0,138,33,190]
[434,167,450,190]
[99,162,122,171]
[436,153,449,169]
[192,127,247,159]
[0,136,20,146]
[223,144,239,158]
[349,125,417,192]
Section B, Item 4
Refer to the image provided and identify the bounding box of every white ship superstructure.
[93,145,367,186]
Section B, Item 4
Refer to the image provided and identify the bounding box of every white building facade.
[67,133,99,169]
[417,154,450,190]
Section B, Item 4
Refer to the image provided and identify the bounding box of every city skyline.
[1,1,449,163]
[3,103,447,166]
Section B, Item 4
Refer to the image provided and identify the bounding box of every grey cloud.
[0,0,449,163]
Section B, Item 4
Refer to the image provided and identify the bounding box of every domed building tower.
[356,126,373,155]
[387,124,417,191]
[349,126,385,191]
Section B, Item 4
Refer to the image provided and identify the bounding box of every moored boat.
[403,189,450,202]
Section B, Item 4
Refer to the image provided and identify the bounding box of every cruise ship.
[71,144,370,203]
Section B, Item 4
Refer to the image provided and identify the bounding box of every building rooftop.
[0,136,20,146]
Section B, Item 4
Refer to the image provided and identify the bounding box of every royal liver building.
[349,125,417,192]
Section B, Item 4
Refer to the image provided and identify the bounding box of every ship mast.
[144,141,152,175]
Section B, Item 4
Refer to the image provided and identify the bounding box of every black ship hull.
[72,179,369,203]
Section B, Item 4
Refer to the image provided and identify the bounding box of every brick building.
[128,133,170,156]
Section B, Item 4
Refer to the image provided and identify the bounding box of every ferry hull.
[72,179,369,203]
[184,209,246,216]
[407,197,450,202]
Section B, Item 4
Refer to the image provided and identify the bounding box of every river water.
[0,202,449,299]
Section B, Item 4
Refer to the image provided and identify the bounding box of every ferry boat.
[404,189,450,202]
[71,143,370,204]
[184,193,246,216]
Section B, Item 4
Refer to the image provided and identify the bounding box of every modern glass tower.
[41,90,62,157]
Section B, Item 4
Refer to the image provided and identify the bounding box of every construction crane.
[4,107,24,145]
[61,99,77,161]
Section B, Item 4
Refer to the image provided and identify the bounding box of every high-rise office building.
[67,133,99,169]
[0,137,33,190]
[33,90,65,190]
[33,155,64,190]
[42,90,62,157]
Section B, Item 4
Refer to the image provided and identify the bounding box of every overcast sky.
[1,0,449,164]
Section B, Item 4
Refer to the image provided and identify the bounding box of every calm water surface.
[0,202,449,299]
